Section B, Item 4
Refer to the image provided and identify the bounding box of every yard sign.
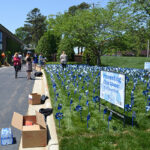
[100,71,125,109]
[144,62,150,71]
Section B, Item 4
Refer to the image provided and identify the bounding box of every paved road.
[0,65,35,150]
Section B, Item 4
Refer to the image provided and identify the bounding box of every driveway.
[0,65,35,150]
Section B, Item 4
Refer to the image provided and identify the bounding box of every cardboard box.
[11,111,47,148]
[28,93,41,105]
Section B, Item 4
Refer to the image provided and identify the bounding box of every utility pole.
[147,40,149,57]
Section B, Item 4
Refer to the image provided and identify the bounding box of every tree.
[24,8,47,47]
[57,37,74,61]
[68,2,90,15]
[35,30,60,61]
[15,27,31,45]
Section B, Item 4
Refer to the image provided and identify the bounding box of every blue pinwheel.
[86,100,89,113]
[146,106,150,112]
[75,105,83,121]
[93,96,100,109]
[58,103,62,110]
[82,86,85,90]
[67,91,70,100]
[143,90,148,101]
[70,98,73,112]
[125,104,131,116]
[74,89,77,95]
[103,108,107,120]
[55,112,63,128]
[87,113,90,128]
[85,90,89,96]
[147,95,150,105]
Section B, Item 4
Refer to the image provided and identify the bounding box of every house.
[0,24,23,63]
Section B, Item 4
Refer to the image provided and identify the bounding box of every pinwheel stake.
[93,88,95,97]
[79,95,82,105]
[93,96,100,109]
[58,103,62,111]
[82,86,85,90]
[147,95,150,105]
[125,104,131,117]
[143,90,148,101]
[86,100,89,113]
[132,111,136,127]
[108,112,112,131]
[55,112,63,128]
[103,108,107,120]
[75,105,83,121]
[70,98,73,112]
[74,89,77,95]
[87,113,90,128]
[67,92,70,100]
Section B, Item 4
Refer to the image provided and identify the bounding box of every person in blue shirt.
[33,53,38,70]
[38,53,44,71]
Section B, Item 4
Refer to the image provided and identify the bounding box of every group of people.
[13,52,45,79]
[12,50,67,79]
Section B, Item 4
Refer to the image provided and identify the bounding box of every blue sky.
[0,0,110,34]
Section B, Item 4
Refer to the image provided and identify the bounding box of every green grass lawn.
[45,56,150,150]
[101,56,150,69]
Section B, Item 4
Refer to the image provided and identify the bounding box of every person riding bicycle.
[13,52,21,78]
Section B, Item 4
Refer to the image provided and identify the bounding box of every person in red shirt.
[13,52,21,78]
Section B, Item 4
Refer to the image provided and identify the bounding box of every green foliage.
[22,8,46,46]
[6,37,22,63]
[15,27,30,45]
[57,37,75,61]
[35,31,60,61]
[68,2,90,15]
[82,49,97,65]
[101,56,150,69]
[46,61,82,65]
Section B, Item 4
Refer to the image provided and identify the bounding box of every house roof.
[0,24,23,45]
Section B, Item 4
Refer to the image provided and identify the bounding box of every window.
[0,43,2,50]
[0,32,2,42]
[0,32,2,50]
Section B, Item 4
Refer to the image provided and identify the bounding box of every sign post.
[100,71,125,126]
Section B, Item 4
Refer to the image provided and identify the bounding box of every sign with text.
[100,71,125,109]
[144,62,150,71]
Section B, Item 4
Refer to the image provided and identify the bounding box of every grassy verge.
[101,56,150,69]
[45,57,150,150]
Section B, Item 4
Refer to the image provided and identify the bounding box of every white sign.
[100,71,125,109]
[144,62,150,71]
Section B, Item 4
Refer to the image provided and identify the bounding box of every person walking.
[33,53,38,71]
[38,53,44,71]
[13,52,21,78]
[25,52,32,80]
[18,52,22,71]
[60,51,67,70]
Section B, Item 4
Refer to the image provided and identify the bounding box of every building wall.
[0,29,9,52]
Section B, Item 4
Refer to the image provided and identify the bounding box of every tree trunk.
[97,50,101,66]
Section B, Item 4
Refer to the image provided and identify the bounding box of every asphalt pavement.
[0,65,35,150]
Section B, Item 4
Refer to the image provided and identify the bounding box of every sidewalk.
[18,70,59,150]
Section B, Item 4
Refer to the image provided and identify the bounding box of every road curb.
[18,70,59,150]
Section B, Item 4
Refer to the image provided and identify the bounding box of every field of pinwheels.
[45,57,150,150]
